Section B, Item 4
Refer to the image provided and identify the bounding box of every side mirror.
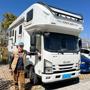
[30,46,36,53]
[30,33,36,53]
[79,39,82,49]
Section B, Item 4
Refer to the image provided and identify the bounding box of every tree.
[1,12,17,30]
[0,13,17,47]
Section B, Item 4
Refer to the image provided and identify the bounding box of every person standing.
[11,42,26,90]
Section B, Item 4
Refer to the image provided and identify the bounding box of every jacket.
[11,49,26,71]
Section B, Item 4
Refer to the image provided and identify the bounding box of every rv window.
[19,25,22,34]
[27,9,33,22]
[15,31,16,43]
[12,30,14,36]
[10,31,11,37]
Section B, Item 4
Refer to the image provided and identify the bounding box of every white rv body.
[8,2,83,83]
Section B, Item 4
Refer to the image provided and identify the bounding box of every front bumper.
[42,70,80,83]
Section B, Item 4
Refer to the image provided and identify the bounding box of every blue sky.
[0,0,90,40]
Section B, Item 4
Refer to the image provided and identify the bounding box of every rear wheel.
[29,66,38,85]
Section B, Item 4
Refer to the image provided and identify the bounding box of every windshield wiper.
[66,49,80,54]
[58,49,79,54]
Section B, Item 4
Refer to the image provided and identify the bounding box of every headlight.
[44,59,53,74]
[76,61,81,70]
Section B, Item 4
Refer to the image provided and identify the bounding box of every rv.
[8,2,83,84]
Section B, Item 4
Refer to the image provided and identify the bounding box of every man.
[11,42,26,90]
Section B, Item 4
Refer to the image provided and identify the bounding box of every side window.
[36,34,41,53]
[81,49,89,54]
[10,30,14,37]
[27,9,33,22]
[19,25,22,34]
[12,30,14,36]
[15,31,16,43]
[10,30,11,37]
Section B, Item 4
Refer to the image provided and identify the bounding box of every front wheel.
[29,66,38,85]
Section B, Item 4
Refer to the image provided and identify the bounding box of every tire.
[29,66,38,85]
[73,77,80,84]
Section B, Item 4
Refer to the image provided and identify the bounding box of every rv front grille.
[59,67,72,70]
[58,64,73,66]
[53,69,76,74]
[52,64,74,72]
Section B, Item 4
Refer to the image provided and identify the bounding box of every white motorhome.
[8,2,83,84]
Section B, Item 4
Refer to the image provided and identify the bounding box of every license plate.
[62,74,71,79]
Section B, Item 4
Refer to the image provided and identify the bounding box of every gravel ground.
[0,64,90,90]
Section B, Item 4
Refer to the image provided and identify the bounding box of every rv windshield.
[44,32,79,53]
